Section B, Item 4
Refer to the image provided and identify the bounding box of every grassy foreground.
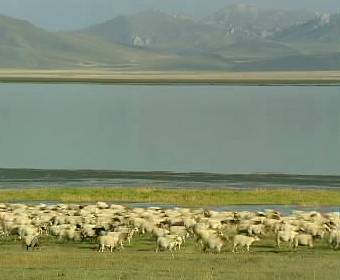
[1,188,339,205]
[0,235,339,280]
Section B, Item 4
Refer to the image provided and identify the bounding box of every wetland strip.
[1,188,339,205]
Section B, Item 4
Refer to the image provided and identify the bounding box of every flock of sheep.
[1,201,339,253]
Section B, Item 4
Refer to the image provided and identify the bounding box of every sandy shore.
[0,69,339,84]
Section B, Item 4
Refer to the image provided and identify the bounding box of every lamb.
[232,235,260,252]
[293,234,314,249]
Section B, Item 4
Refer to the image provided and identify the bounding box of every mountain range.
[0,4,339,71]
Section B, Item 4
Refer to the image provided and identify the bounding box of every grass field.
[0,70,339,84]
[1,188,340,206]
[0,233,339,280]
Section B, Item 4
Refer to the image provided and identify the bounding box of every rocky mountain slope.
[0,4,339,71]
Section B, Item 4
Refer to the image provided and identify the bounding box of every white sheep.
[169,226,189,243]
[155,236,181,252]
[293,234,314,249]
[24,235,40,251]
[328,229,340,249]
[98,235,120,252]
[232,235,260,252]
[201,235,229,253]
[276,230,299,248]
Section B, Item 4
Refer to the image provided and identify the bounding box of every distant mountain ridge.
[202,4,318,38]
[77,10,236,52]
[0,12,233,70]
[0,4,339,71]
[272,13,340,43]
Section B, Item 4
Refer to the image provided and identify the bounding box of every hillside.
[77,7,339,69]
[0,6,339,71]
[0,13,235,70]
[78,10,237,53]
[0,13,149,68]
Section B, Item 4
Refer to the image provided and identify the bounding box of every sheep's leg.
[246,245,250,252]
[293,241,298,249]
[232,244,237,253]
[217,245,221,253]
[276,238,280,248]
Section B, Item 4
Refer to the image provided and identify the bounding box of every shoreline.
[0,70,339,85]
[1,169,339,190]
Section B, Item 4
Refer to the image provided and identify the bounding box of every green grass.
[1,188,339,205]
[0,234,339,280]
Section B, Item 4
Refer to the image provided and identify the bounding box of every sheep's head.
[254,236,260,241]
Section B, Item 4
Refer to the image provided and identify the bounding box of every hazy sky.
[0,0,339,31]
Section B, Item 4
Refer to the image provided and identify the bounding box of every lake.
[0,84,339,181]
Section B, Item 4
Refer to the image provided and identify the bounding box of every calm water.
[0,84,339,175]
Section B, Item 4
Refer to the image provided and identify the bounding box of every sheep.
[59,228,82,242]
[293,234,314,249]
[236,220,259,235]
[169,226,189,243]
[155,236,181,252]
[247,224,265,236]
[232,235,260,253]
[105,231,128,249]
[152,227,170,239]
[328,229,340,249]
[98,235,120,252]
[166,235,183,250]
[126,227,139,244]
[194,229,223,246]
[201,235,229,253]
[80,225,97,241]
[24,235,40,251]
[18,226,42,240]
[96,202,108,209]
[276,230,299,248]
[303,222,327,239]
